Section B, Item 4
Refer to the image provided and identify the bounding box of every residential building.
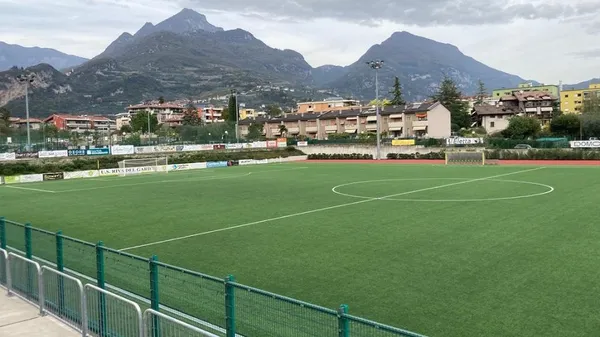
[499,91,557,125]
[127,103,184,124]
[200,107,224,123]
[238,102,451,140]
[560,84,600,113]
[239,108,266,120]
[9,117,43,130]
[471,105,516,134]
[492,83,559,99]
[114,113,131,131]
[296,97,361,114]
[44,114,116,133]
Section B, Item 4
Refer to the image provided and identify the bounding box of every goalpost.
[117,157,169,176]
[444,151,486,166]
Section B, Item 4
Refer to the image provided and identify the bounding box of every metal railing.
[84,283,143,337]
[144,309,220,337]
[0,248,8,287]
[7,252,44,315]
[41,266,85,336]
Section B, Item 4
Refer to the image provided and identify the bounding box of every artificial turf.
[1,162,600,337]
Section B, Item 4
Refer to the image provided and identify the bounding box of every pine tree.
[158,96,165,104]
[475,80,487,105]
[389,77,406,106]
[431,76,470,131]
[227,94,237,123]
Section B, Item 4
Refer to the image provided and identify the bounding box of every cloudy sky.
[1,0,599,84]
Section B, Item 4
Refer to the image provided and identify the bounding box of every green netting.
[233,284,339,337]
[30,228,56,263]
[103,248,150,299]
[157,263,226,334]
[5,220,25,252]
[347,315,426,337]
[62,236,97,281]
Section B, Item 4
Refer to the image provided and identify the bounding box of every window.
[490,122,495,128]
[564,94,569,98]
[577,93,582,97]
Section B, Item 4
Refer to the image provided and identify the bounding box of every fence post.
[56,231,66,318]
[225,275,236,337]
[25,223,33,300]
[0,217,6,249]
[149,255,160,337]
[95,241,107,337]
[338,304,350,337]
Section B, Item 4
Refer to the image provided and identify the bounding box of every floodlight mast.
[366,60,384,160]
[17,73,35,151]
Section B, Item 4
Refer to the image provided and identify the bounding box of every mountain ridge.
[0,41,88,71]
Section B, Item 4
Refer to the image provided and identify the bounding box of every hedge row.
[386,152,445,160]
[307,153,373,160]
[0,148,304,176]
[485,149,600,160]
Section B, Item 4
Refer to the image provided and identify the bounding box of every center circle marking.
[331,178,554,202]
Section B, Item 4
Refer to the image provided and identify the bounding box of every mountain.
[0,42,87,71]
[563,78,600,90]
[312,65,347,87]
[326,32,526,101]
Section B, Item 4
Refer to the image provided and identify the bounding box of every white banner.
[20,174,44,183]
[446,137,484,145]
[297,141,308,147]
[100,166,155,176]
[179,145,202,152]
[226,143,243,150]
[252,141,267,149]
[254,159,268,165]
[0,152,16,161]
[111,145,135,155]
[38,150,69,158]
[239,159,255,166]
[64,170,100,179]
[570,140,600,148]
[267,158,283,163]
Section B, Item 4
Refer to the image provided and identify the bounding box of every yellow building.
[239,108,266,120]
[560,84,600,113]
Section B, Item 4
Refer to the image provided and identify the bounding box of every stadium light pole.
[366,60,384,160]
[231,89,239,143]
[17,73,35,151]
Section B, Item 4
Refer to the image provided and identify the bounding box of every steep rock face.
[327,32,525,100]
[312,65,347,87]
[0,42,87,71]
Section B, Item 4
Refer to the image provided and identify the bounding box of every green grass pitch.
[2,162,600,337]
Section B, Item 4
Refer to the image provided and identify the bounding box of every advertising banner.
[570,140,600,148]
[68,149,87,156]
[111,145,135,155]
[297,141,308,147]
[87,148,110,156]
[239,159,254,166]
[0,152,16,161]
[16,152,38,159]
[20,174,44,183]
[277,138,287,148]
[4,176,21,184]
[0,176,3,185]
[253,141,267,149]
[39,150,68,158]
[43,172,65,181]
[64,170,100,179]
[170,163,191,171]
[266,140,277,148]
[213,144,226,150]
[446,137,484,145]
[227,160,240,166]
[99,166,155,176]
[226,143,243,150]
[392,139,416,146]
[254,159,269,165]
[206,161,228,168]
[188,162,208,169]
[241,143,253,149]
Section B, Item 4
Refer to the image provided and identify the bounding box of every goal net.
[445,151,486,165]
[117,157,169,176]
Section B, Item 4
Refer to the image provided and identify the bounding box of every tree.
[368,99,391,107]
[120,125,133,134]
[0,107,10,127]
[221,107,230,121]
[431,76,470,131]
[501,116,541,139]
[182,101,202,126]
[550,114,581,139]
[475,80,487,105]
[278,124,288,136]
[158,96,165,104]
[246,123,264,140]
[226,94,237,123]
[389,77,406,106]
[130,111,158,133]
[582,93,600,114]
[266,104,282,117]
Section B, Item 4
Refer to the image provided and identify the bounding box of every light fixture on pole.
[17,73,35,151]
[366,60,384,160]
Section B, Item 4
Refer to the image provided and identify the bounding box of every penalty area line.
[119,166,545,251]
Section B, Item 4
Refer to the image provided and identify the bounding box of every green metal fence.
[0,217,426,337]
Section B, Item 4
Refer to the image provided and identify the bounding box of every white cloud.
[0,0,598,85]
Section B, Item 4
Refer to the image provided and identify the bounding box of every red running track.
[303,159,600,166]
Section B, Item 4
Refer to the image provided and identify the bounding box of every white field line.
[3,185,57,193]
[120,166,545,251]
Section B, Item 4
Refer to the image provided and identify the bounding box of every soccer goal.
[117,157,169,176]
[444,151,487,165]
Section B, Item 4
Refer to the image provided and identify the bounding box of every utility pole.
[366,60,384,160]
[17,73,35,151]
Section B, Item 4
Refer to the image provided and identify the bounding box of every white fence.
[0,249,217,337]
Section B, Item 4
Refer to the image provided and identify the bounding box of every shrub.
[307,153,373,160]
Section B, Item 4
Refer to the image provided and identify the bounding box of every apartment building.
[499,91,557,125]
[492,83,559,99]
[200,106,224,123]
[239,108,266,120]
[44,114,116,133]
[9,117,43,130]
[471,105,515,134]
[560,84,600,113]
[127,103,184,124]
[296,97,361,114]
[238,102,451,140]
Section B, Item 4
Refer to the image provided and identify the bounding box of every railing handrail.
[83,283,144,337]
[41,265,86,336]
[8,252,43,315]
[0,247,10,294]
[144,308,221,337]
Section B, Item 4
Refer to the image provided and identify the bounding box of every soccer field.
[2,162,600,337]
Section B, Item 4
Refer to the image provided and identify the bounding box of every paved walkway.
[0,292,80,337]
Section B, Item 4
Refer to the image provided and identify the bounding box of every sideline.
[120,167,545,251]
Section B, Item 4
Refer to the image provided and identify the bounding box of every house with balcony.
[297,97,361,114]
[127,103,185,125]
[201,107,224,123]
[9,117,43,130]
[499,91,557,125]
[44,114,116,133]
